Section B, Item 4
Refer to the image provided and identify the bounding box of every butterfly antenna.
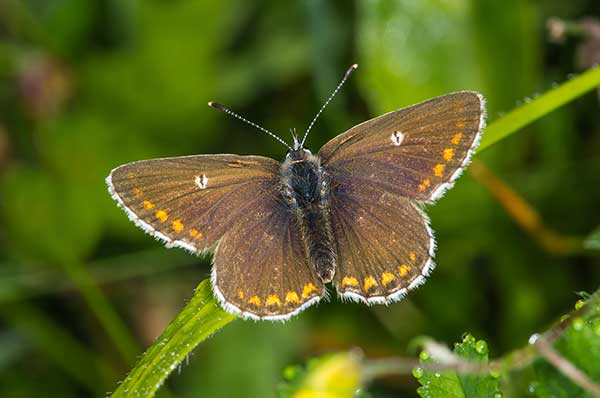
[300,63,358,148]
[208,101,292,150]
[290,128,300,149]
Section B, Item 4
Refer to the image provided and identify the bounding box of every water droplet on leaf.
[283,365,299,380]
[475,340,488,355]
[412,367,423,379]
[572,317,585,331]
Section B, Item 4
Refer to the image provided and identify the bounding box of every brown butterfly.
[107,65,485,321]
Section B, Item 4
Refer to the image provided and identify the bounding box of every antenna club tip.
[343,64,359,79]
[208,101,225,110]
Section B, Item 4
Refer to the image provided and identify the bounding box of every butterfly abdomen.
[281,149,336,283]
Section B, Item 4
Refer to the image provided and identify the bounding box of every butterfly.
[106,64,485,321]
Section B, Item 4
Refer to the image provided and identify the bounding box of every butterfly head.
[285,147,313,162]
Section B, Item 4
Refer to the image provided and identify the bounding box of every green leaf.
[533,297,600,398]
[415,334,501,398]
[479,66,600,152]
[110,279,236,398]
[584,226,600,250]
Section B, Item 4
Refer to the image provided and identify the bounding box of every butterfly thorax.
[281,149,337,283]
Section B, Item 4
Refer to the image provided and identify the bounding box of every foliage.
[278,292,600,397]
[110,280,236,397]
[415,334,500,398]
[532,297,600,398]
[0,1,599,397]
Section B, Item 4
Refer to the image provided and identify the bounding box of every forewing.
[107,154,281,253]
[212,195,325,321]
[319,92,485,202]
[330,177,435,303]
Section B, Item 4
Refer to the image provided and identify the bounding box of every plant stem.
[533,335,600,398]
[469,160,582,254]
[110,279,237,398]
[479,66,600,152]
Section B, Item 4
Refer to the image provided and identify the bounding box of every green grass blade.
[0,249,196,303]
[110,279,237,398]
[61,257,141,365]
[479,66,600,152]
[0,302,117,392]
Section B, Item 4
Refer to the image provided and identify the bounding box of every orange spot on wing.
[302,283,318,299]
[451,133,463,145]
[455,121,465,129]
[381,272,396,287]
[143,200,154,210]
[285,291,300,304]
[398,264,411,277]
[409,252,417,263]
[418,179,431,192]
[443,148,454,161]
[248,296,261,306]
[133,188,143,197]
[172,219,184,233]
[189,228,202,239]
[342,276,359,288]
[237,290,244,300]
[155,210,168,222]
[266,295,282,307]
[433,164,445,177]
[363,276,378,291]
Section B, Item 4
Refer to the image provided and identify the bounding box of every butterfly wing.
[328,178,435,303]
[107,154,324,320]
[319,91,485,202]
[319,92,485,302]
[212,194,325,320]
[107,154,281,253]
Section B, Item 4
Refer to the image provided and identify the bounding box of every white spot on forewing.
[195,174,208,189]
[391,130,404,146]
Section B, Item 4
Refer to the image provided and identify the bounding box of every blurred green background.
[1,1,599,397]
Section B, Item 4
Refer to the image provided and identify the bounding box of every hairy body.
[280,149,336,283]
